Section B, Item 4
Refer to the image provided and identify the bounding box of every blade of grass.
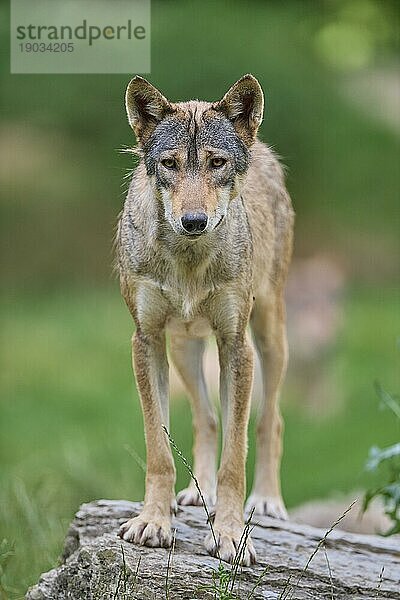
[165,528,176,600]
[163,426,221,564]
[229,508,256,593]
[323,545,334,600]
[374,566,385,599]
[246,564,270,599]
[282,499,357,599]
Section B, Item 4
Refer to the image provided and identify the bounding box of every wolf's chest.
[163,280,215,338]
[161,277,212,321]
[135,272,214,336]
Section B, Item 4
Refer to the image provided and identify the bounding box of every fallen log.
[26,499,400,599]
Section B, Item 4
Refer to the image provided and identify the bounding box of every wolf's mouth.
[215,215,224,229]
[183,230,205,238]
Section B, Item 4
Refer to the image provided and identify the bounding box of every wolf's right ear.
[125,76,173,143]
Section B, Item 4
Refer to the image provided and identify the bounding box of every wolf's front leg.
[205,331,256,566]
[119,329,176,548]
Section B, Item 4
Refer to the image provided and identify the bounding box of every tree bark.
[26,499,400,599]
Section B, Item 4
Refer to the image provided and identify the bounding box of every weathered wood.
[26,499,400,599]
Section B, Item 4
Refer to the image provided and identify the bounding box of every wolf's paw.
[118,514,172,548]
[177,485,215,509]
[204,526,257,566]
[245,494,288,520]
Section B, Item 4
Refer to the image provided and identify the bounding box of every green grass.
[0,284,399,596]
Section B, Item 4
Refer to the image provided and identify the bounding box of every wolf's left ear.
[215,74,264,145]
[125,76,174,143]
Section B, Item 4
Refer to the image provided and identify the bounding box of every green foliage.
[364,382,400,536]
[199,564,240,599]
[313,0,398,70]
[0,539,17,600]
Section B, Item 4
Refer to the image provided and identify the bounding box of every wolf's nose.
[181,212,208,234]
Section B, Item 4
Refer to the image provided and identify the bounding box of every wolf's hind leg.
[246,294,288,520]
[170,336,218,509]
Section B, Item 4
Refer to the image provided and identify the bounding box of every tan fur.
[117,75,294,565]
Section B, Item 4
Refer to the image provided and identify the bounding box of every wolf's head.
[125,75,264,237]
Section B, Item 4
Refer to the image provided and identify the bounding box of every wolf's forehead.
[146,107,242,155]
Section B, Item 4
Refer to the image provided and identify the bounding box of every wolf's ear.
[125,76,173,143]
[215,74,264,145]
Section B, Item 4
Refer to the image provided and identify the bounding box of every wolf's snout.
[181,212,208,235]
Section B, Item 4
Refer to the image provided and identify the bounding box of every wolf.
[116,74,294,565]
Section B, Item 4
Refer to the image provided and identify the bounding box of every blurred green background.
[0,0,399,595]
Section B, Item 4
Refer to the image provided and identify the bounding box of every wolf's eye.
[161,158,176,169]
[210,157,226,168]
